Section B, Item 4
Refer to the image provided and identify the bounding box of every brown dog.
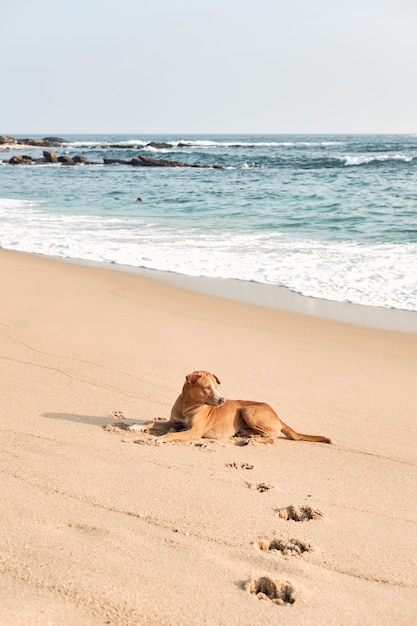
[136,370,332,444]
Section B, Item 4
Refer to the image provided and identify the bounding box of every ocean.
[1,134,417,312]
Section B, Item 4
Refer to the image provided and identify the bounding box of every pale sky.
[1,0,416,134]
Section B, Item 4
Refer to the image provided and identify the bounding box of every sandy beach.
[1,248,416,625]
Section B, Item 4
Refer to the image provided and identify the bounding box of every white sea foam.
[341,153,414,166]
[62,138,345,150]
[67,139,147,148]
[169,139,345,149]
[1,197,416,312]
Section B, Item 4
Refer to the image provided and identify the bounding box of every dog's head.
[183,371,225,406]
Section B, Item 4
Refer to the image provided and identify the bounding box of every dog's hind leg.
[239,404,283,440]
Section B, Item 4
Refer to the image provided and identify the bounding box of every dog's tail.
[281,421,333,444]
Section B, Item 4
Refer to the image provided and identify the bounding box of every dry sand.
[1,248,416,625]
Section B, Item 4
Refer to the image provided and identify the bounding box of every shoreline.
[10,249,417,334]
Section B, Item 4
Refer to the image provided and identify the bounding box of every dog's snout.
[217,396,225,405]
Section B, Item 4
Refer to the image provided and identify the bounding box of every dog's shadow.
[42,412,111,427]
[42,412,173,437]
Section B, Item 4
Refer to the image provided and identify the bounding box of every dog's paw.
[128,423,147,432]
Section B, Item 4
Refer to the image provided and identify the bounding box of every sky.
[1,0,416,135]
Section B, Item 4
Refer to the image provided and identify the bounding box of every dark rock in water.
[136,197,143,202]
[43,136,66,143]
[103,158,131,165]
[0,135,16,144]
[7,155,32,164]
[58,155,78,165]
[43,150,58,163]
[146,142,173,149]
[72,155,90,164]
[2,148,223,170]
[131,155,195,167]
[178,142,194,148]
[106,144,142,149]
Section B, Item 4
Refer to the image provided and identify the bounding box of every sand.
[1,248,416,625]
[0,144,45,151]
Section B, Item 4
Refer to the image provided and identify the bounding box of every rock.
[111,144,141,149]
[7,155,32,165]
[72,155,90,164]
[21,138,60,147]
[103,158,131,165]
[43,150,58,163]
[178,142,193,148]
[146,142,173,149]
[131,155,191,167]
[42,136,66,143]
[0,135,62,147]
[0,135,17,145]
[58,155,77,165]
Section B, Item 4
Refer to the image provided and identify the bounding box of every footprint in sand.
[227,462,254,470]
[276,505,325,521]
[244,576,297,605]
[248,482,274,493]
[256,537,314,556]
[111,410,126,419]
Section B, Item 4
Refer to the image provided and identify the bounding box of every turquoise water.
[1,134,417,310]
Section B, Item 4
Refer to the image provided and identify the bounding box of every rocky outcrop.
[103,158,131,165]
[2,145,223,169]
[0,135,64,147]
[43,136,66,143]
[3,151,101,166]
[72,155,90,164]
[131,155,204,168]
[43,150,58,163]
[0,136,16,145]
[8,155,32,165]
[58,155,78,165]
[146,142,173,149]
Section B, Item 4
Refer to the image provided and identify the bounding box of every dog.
[133,370,332,444]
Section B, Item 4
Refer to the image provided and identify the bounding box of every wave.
[62,138,346,150]
[1,197,416,311]
[340,154,414,167]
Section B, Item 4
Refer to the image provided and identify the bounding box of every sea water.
[1,134,416,311]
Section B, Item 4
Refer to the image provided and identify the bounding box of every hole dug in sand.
[276,505,325,522]
[257,537,314,556]
[245,576,298,605]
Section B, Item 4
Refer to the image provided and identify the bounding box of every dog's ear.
[212,373,221,385]
[186,372,200,385]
